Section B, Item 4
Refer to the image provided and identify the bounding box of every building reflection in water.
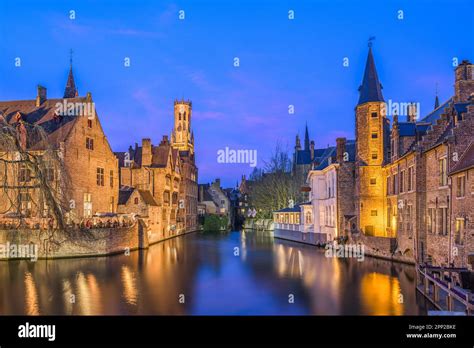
[0,231,428,315]
[360,272,403,315]
[24,272,39,315]
[121,266,138,306]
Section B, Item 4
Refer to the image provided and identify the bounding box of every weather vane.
[368,36,376,48]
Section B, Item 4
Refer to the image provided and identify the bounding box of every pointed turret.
[64,51,78,98]
[304,123,310,151]
[434,84,440,109]
[295,134,301,150]
[358,46,384,105]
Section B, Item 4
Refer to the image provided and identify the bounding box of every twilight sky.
[0,0,473,187]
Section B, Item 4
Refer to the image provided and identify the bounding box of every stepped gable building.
[118,135,183,240]
[0,62,119,221]
[352,44,474,267]
[116,99,198,238]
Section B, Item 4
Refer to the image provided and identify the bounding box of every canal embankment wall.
[0,221,199,260]
[243,219,274,231]
[272,228,415,265]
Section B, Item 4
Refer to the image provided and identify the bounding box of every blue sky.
[0,0,473,187]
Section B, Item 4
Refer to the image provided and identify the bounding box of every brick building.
[116,100,198,240]
[352,46,474,267]
[0,64,118,223]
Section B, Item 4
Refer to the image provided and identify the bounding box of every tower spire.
[358,40,384,105]
[434,83,440,109]
[64,49,78,98]
[304,123,310,151]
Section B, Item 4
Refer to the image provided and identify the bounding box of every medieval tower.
[355,45,390,237]
[172,99,194,154]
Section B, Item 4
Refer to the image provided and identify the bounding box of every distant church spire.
[64,49,78,98]
[434,83,440,109]
[304,123,310,151]
[358,39,384,105]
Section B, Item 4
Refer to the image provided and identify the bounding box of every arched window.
[134,197,139,204]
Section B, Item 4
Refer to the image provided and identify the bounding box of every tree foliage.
[248,143,304,218]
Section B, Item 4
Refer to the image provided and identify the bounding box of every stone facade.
[0,72,118,224]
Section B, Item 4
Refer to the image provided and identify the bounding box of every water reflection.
[0,231,431,315]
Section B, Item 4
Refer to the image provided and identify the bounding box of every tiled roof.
[312,140,355,171]
[419,98,452,124]
[295,149,312,165]
[118,187,158,206]
[0,98,86,150]
[450,141,474,175]
[275,205,301,213]
[118,187,135,205]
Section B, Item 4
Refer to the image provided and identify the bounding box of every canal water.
[0,230,432,315]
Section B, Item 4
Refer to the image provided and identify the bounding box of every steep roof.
[450,141,474,175]
[64,66,78,98]
[118,187,158,206]
[358,47,384,105]
[419,98,452,124]
[312,140,356,171]
[0,98,85,150]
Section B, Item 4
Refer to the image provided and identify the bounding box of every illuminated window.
[439,158,447,186]
[407,167,414,191]
[455,218,465,245]
[456,175,466,197]
[96,167,104,186]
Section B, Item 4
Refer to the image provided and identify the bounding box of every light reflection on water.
[0,230,431,315]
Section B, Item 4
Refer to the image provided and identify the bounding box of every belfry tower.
[355,42,389,237]
[171,99,194,154]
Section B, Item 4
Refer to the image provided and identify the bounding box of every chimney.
[36,85,47,107]
[214,178,221,188]
[407,103,417,123]
[455,60,474,102]
[310,141,315,160]
[199,185,204,202]
[141,138,152,167]
[160,135,169,146]
[336,137,346,163]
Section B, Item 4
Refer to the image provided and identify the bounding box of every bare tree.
[0,116,72,234]
[248,142,304,218]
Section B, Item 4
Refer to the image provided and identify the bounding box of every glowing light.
[24,272,39,315]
